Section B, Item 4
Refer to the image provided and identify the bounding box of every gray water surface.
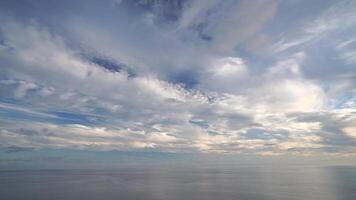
[0,166,355,200]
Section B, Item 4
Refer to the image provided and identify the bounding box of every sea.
[0,165,355,200]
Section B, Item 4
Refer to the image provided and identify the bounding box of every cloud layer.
[0,0,355,156]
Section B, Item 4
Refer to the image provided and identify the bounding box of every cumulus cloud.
[0,0,355,156]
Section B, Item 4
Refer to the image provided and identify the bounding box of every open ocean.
[1,166,355,200]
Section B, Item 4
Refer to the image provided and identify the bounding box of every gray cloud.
[4,146,35,153]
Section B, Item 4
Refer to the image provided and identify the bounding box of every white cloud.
[209,57,247,77]
[343,126,356,138]
[272,1,356,53]
[0,1,355,156]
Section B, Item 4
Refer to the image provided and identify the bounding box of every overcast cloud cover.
[0,0,355,157]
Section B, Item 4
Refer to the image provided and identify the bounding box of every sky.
[0,0,355,160]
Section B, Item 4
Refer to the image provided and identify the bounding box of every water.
[1,166,355,200]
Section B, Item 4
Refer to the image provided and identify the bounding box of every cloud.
[4,145,35,153]
[0,0,355,156]
[272,0,356,54]
[343,127,356,139]
[177,0,278,53]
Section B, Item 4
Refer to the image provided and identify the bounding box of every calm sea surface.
[0,166,355,200]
